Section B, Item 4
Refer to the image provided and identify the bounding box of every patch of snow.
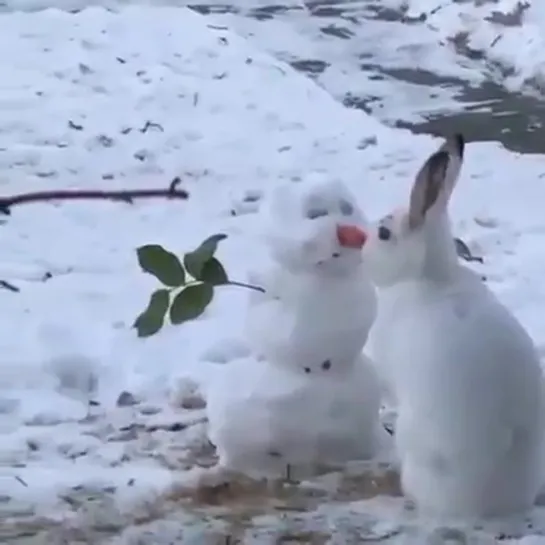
[381,0,545,96]
[0,3,544,543]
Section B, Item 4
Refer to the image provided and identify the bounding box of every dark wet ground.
[382,73,545,155]
[189,0,545,155]
[1,0,544,153]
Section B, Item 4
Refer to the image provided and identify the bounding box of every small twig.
[0,280,19,292]
[15,475,28,487]
[383,423,395,436]
[0,178,188,216]
[284,463,300,485]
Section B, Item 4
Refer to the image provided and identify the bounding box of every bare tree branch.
[0,177,188,216]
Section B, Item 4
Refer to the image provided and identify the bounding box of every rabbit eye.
[339,199,354,216]
[378,225,392,241]
[306,208,329,220]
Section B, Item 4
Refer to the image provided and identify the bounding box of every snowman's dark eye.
[306,208,328,220]
[378,225,392,241]
[339,199,354,216]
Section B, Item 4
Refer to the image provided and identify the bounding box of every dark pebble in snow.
[116,391,138,407]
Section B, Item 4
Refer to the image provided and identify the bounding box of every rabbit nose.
[336,224,367,249]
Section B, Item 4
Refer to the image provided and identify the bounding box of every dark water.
[190,0,545,155]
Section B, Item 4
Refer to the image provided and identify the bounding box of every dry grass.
[153,460,403,543]
[0,462,403,544]
[1,427,403,544]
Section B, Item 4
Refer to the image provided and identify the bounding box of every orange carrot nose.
[336,224,367,249]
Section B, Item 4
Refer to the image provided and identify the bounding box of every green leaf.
[137,244,185,287]
[198,257,228,285]
[133,289,170,338]
[183,234,227,279]
[169,284,214,324]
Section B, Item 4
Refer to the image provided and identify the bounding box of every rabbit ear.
[437,133,464,199]
[408,134,465,228]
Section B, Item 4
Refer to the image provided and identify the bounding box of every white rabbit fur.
[244,177,378,373]
[205,351,387,480]
[364,134,545,520]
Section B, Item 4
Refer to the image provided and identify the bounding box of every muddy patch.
[0,461,403,544]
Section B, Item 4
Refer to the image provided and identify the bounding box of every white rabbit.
[360,134,545,520]
[244,177,378,373]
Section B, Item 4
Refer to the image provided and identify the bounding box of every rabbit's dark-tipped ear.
[438,134,464,200]
[439,133,465,159]
[408,134,465,229]
[408,150,450,228]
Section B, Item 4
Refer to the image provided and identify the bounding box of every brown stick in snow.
[0,177,188,215]
[0,177,189,292]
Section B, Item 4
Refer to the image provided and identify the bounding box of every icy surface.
[0,3,545,544]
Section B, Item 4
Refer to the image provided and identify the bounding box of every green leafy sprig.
[134,234,264,338]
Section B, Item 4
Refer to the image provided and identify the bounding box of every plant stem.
[184,279,266,293]
[225,280,266,293]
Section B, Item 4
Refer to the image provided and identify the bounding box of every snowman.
[243,176,378,373]
[195,176,389,485]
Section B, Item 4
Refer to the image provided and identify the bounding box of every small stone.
[26,439,40,451]
[180,395,206,410]
[116,391,138,407]
[304,367,311,374]
[96,134,115,148]
[243,189,263,203]
[474,216,498,229]
[322,360,332,370]
[357,135,378,150]
[79,63,93,74]
[139,405,161,416]
[24,413,65,426]
[107,428,139,442]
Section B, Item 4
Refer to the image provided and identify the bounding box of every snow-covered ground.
[0,1,544,123]
[200,0,545,124]
[1,3,545,544]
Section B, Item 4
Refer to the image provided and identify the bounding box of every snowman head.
[263,177,368,276]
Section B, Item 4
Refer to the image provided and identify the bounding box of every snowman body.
[205,178,387,478]
[246,262,376,374]
[245,178,377,371]
[206,351,384,479]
